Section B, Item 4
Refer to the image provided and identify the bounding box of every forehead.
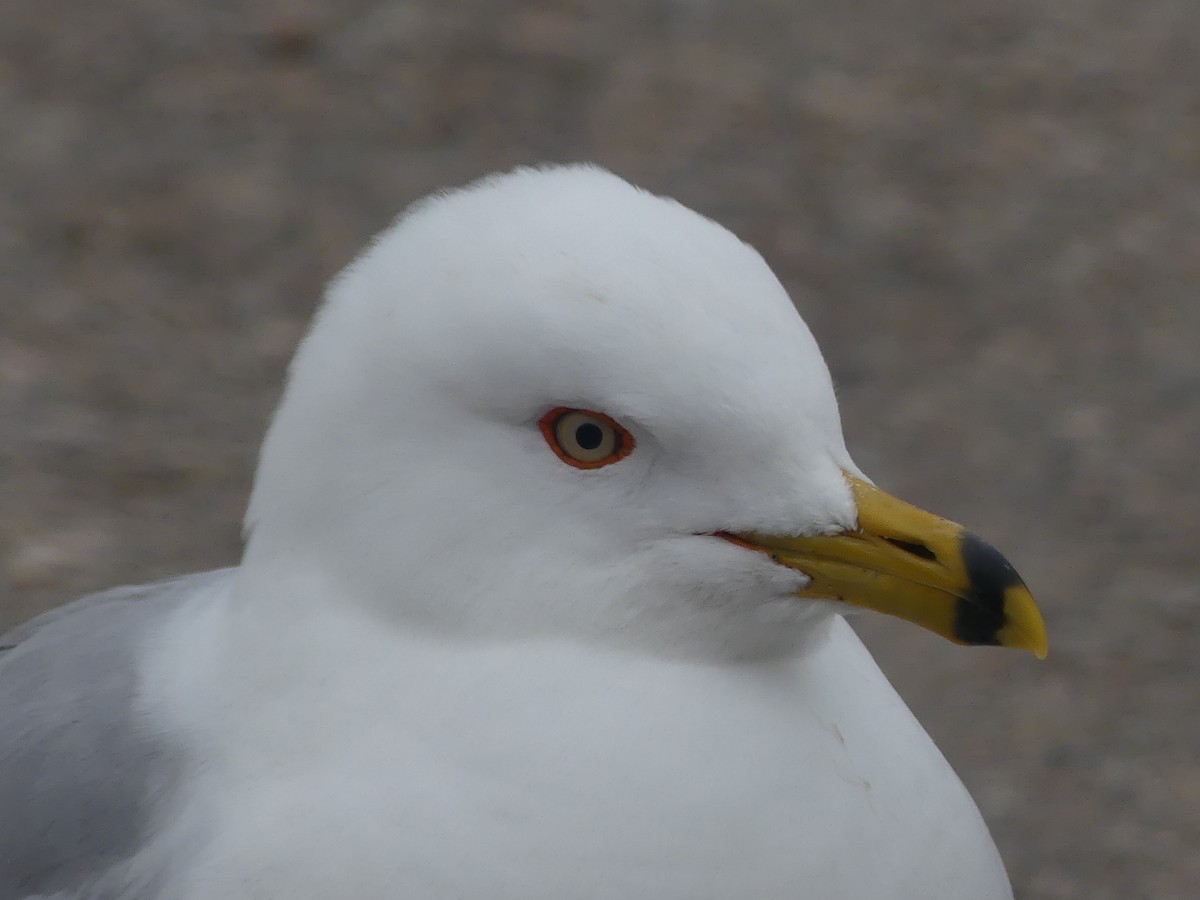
[339,168,838,438]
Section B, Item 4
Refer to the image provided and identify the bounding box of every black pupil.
[575,422,605,451]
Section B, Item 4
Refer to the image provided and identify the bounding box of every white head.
[241,166,870,659]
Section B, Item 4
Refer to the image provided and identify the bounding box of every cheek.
[635,535,809,603]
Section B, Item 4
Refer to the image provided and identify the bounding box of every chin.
[604,556,826,662]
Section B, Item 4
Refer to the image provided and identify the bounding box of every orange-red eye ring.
[539,407,636,469]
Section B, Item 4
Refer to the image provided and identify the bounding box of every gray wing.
[0,570,233,900]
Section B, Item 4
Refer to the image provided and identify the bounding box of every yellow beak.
[728,474,1048,657]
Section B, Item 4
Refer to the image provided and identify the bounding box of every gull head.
[243,165,1046,661]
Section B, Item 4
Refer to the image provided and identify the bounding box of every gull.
[0,165,1047,900]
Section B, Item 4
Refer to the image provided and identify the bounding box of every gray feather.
[0,570,232,900]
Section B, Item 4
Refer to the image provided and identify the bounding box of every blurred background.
[2,1,1197,896]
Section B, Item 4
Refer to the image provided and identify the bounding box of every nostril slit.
[885,538,937,561]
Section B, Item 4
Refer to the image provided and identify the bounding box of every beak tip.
[958,531,1048,659]
[997,585,1049,659]
[1029,628,1050,661]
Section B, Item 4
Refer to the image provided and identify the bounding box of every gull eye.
[539,407,635,469]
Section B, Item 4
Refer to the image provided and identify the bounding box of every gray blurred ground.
[1,1,1197,896]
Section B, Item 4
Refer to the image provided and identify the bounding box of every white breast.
[151,607,1010,900]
